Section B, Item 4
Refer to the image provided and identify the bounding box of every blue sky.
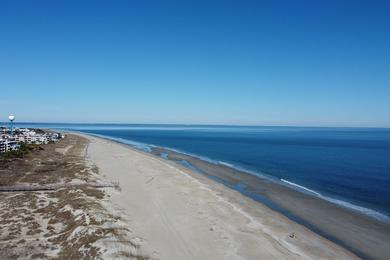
[1,0,389,127]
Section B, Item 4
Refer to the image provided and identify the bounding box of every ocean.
[9,123,390,222]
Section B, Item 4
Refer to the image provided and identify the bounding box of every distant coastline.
[3,121,390,130]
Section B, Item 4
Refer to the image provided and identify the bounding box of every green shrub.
[0,142,36,159]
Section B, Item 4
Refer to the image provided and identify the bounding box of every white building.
[0,127,64,154]
[0,139,5,153]
[0,138,20,153]
[13,130,51,145]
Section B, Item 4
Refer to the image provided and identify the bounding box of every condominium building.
[0,128,62,153]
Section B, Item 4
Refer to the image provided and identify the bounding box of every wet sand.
[151,147,390,260]
[82,133,357,259]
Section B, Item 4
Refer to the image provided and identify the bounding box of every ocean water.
[9,123,390,222]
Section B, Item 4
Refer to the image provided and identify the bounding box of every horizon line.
[1,121,390,130]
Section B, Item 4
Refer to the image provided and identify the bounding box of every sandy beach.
[82,133,358,259]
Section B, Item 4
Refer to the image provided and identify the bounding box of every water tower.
[8,115,15,136]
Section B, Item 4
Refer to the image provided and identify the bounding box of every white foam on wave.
[281,179,390,223]
[218,161,235,168]
[165,150,278,182]
[217,160,278,182]
[281,179,321,196]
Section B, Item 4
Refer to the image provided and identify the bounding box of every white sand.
[82,134,358,260]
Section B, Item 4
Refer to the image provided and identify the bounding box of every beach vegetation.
[0,143,37,160]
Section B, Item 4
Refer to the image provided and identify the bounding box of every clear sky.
[1,1,389,127]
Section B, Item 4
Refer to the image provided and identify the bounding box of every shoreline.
[75,131,390,259]
[72,130,390,223]
[165,147,390,223]
[77,131,359,259]
[69,132,390,259]
[151,147,390,259]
